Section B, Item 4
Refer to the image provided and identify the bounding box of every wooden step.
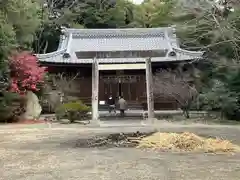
[97,104,144,111]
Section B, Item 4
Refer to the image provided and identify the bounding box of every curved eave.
[36,48,204,64]
[173,48,204,58]
[36,49,67,63]
[37,56,202,64]
[36,30,70,63]
[173,47,204,60]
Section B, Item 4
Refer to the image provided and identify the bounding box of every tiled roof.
[66,27,175,53]
[37,27,204,63]
[70,36,168,52]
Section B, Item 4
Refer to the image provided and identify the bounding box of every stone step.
[98,104,143,111]
[99,115,144,120]
[98,110,145,120]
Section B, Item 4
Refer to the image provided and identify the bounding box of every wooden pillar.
[145,58,154,120]
[92,58,99,121]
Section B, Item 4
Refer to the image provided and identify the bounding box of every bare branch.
[176,0,240,62]
[50,72,80,95]
[153,69,198,114]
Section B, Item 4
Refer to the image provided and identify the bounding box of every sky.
[130,0,145,4]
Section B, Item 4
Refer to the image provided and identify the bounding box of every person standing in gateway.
[118,96,127,117]
[107,95,116,114]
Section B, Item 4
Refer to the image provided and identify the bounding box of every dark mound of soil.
[75,131,154,148]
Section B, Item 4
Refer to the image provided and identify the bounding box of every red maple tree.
[9,51,47,94]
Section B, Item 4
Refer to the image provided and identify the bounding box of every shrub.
[55,101,90,123]
[0,91,26,123]
[195,80,240,120]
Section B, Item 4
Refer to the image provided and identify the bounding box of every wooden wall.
[45,64,181,110]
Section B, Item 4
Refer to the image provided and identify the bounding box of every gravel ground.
[1,122,240,180]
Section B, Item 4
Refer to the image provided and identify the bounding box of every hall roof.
[37,27,204,64]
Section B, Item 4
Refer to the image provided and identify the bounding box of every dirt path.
[1,123,240,180]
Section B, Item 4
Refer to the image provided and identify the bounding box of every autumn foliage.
[9,51,47,94]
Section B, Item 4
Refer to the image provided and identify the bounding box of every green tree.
[0,0,42,91]
[133,0,240,119]
[172,1,240,119]
[33,0,138,53]
[0,0,42,49]
[109,0,136,28]
[33,0,84,53]
[133,0,176,27]
[0,0,42,121]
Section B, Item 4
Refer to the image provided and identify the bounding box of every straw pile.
[135,132,240,153]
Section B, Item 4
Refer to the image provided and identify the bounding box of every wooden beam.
[98,63,146,70]
[92,58,99,122]
[145,58,154,121]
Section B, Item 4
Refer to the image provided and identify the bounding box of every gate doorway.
[100,74,143,102]
[92,61,154,121]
